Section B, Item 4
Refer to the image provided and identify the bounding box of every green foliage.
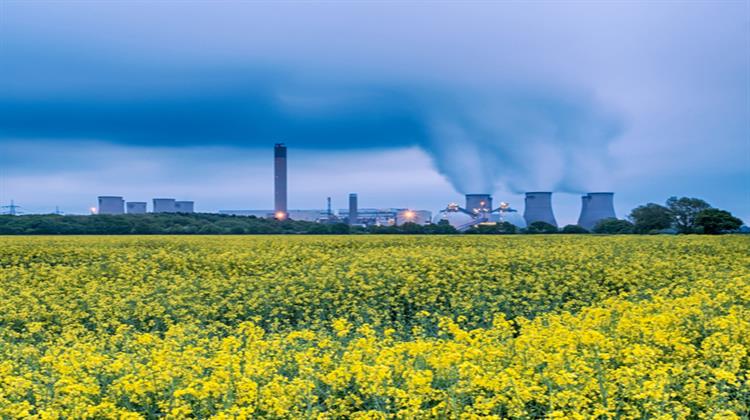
[694,208,743,234]
[466,222,517,234]
[592,218,634,234]
[629,203,673,234]
[0,214,461,235]
[560,224,589,234]
[524,221,558,234]
[666,196,711,233]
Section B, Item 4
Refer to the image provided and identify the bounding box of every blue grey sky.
[0,1,748,224]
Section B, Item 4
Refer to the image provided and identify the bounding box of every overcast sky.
[1,1,748,224]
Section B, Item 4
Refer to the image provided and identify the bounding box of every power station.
[92,144,617,230]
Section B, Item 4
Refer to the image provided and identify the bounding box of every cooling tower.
[126,202,147,214]
[577,192,616,230]
[348,193,358,225]
[274,143,287,219]
[523,192,557,227]
[98,196,124,215]
[153,198,176,213]
[175,201,194,213]
[465,194,492,214]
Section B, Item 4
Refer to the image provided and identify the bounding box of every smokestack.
[578,192,616,230]
[523,192,557,227]
[348,193,358,225]
[465,194,492,214]
[274,143,287,219]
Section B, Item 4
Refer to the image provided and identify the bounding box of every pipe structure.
[577,192,616,230]
[274,143,287,219]
[523,192,557,227]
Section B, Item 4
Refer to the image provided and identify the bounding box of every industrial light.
[275,211,287,220]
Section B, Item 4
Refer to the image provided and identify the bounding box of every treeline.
[0,213,459,235]
[544,196,744,235]
[0,196,744,235]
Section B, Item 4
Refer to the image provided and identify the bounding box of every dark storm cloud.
[0,73,427,149]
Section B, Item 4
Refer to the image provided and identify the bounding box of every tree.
[471,222,517,234]
[694,209,743,234]
[629,203,673,234]
[525,221,558,234]
[592,218,634,234]
[561,224,589,234]
[666,197,711,233]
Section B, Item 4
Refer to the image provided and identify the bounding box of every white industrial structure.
[437,194,522,231]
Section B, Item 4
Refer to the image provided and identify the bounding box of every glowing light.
[90,207,98,214]
[404,210,416,220]
[275,211,287,220]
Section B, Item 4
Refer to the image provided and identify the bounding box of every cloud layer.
[0,1,748,219]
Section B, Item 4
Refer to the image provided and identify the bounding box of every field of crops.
[0,235,748,418]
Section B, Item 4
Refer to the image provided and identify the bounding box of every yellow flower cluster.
[0,235,748,418]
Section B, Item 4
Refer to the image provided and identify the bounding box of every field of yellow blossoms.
[0,235,748,418]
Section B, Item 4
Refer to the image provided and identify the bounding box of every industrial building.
[97,196,124,215]
[396,209,432,225]
[274,143,287,219]
[338,208,432,226]
[577,192,616,230]
[153,198,176,213]
[437,194,522,231]
[523,192,557,227]
[126,202,147,214]
[218,209,329,222]
[175,201,195,213]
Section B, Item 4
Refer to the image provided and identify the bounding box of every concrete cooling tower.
[523,192,557,227]
[578,192,616,230]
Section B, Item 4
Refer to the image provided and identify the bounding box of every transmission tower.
[0,200,22,216]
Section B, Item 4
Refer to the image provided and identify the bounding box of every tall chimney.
[523,192,557,227]
[274,143,287,219]
[578,192,616,230]
[348,193,358,225]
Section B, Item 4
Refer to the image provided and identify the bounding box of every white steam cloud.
[421,88,623,194]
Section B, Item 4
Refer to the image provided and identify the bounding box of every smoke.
[420,88,624,194]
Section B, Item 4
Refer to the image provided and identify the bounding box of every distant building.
[175,201,194,213]
[153,198,176,213]
[219,209,327,222]
[98,196,124,215]
[126,202,147,214]
[396,209,432,226]
[338,208,431,226]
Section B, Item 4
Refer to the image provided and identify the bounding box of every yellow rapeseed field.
[0,235,748,419]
